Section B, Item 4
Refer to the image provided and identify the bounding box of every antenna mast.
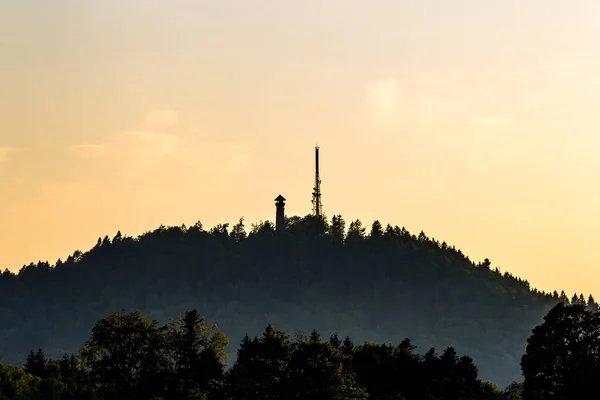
[311,143,323,217]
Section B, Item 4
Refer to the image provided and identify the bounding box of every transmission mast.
[311,144,323,217]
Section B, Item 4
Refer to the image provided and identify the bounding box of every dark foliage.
[0,309,528,399]
[0,214,592,386]
[521,302,600,399]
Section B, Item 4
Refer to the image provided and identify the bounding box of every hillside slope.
[0,215,587,387]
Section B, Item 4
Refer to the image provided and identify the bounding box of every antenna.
[311,143,323,217]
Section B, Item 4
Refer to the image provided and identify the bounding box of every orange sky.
[2,0,600,298]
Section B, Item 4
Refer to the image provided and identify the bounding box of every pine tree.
[398,338,416,352]
[370,220,384,238]
[329,333,342,349]
[347,220,366,242]
[286,340,368,400]
[329,215,346,244]
[559,291,569,304]
[24,348,47,378]
[588,295,599,313]
[309,329,321,342]
[342,336,354,357]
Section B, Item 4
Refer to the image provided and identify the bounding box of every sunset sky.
[2,1,600,297]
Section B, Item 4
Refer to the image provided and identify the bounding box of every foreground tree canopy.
[0,214,595,386]
[0,309,529,400]
[521,302,600,399]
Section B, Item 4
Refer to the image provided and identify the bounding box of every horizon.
[3,1,600,298]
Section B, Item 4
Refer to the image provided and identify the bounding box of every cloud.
[69,130,185,172]
[68,144,110,159]
[69,131,179,159]
[67,110,252,186]
[69,109,189,175]
[0,147,17,162]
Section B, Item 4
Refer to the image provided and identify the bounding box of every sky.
[2,0,600,298]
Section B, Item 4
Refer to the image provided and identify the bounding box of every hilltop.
[0,214,591,387]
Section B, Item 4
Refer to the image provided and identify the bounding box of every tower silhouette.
[311,144,323,217]
[275,195,286,232]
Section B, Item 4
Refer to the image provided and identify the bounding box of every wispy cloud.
[70,131,180,160]
[68,144,111,159]
[69,110,182,163]
[67,110,253,182]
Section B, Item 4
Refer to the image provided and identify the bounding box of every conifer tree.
[329,333,342,349]
[342,336,355,357]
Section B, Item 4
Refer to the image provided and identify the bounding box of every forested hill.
[0,215,592,387]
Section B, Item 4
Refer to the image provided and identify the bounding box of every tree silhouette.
[330,215,346,243]
[286,339,368,400]
[225,325,291,400]
[230,218,247,242]
[79,311,171,399]
[23,348,47,378]
[4,306,588,399]
[521,303,600,399]
[0,213,590,388]
[168,309,228,399]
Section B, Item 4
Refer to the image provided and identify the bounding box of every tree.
[329,333,342,349]
[80,311,171,400]
[502,381,523,400]
[588,294,599,313]
[225,325,291,400]
[249,221,275,236]
[346,220,366,243]
[553,290,559,300]
[58,353,80,381]
[113,230,123,242]
[521,303,600,399]
[309,329,321,342]
[286,339,368,400]
[23,348,47,378]
[398,338,416,353]
[210,223,230,236]
[370,220,383,239]
[352,343,403,400]
[230,217,247,242]
[329,215,346,244]
[342,336,354,357]
[481,258,491,269]
[559,290,569,303]
[168,309,228,399]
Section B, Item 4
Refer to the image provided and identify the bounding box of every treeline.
[0,214,596,386]
[0,309,526,400]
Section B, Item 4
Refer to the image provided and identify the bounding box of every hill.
[0,214,590,387]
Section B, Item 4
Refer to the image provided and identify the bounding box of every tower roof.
[275,194,286,202]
